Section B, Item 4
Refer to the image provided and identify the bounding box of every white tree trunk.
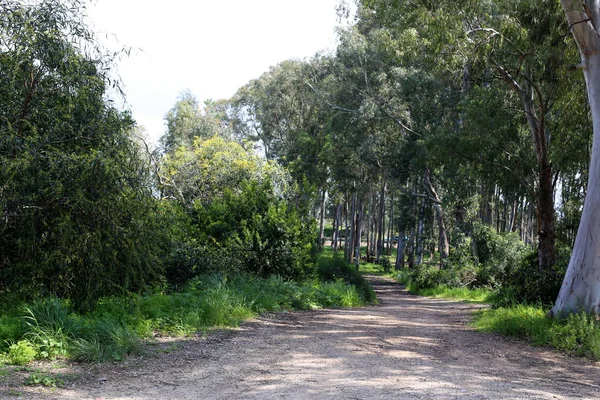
[552,0,600,315]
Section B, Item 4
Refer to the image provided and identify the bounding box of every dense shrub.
[498,242,570,305]
[194,180,317,280]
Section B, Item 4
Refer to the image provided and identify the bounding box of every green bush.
[192,180,317,281]
[7,340,36,365]
[499,242,569,305]
[0,315,22,353]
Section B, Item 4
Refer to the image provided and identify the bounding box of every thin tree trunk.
[388,192,394,255]
[509,197,518,232]
[416,198,426,266]
[376,182,385,262]
[332,203,342,252]
[423,170,450,265]
[348,191,356,264]
[345,193,351,262]
[408,226,415,268]
[355,197,364,270]
[317,189,326,250]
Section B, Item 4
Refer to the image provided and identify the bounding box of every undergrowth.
[0,268,373,364]
[474,306,600,360]
[396,265,600,361]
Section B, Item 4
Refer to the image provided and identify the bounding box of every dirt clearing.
[4,275,600,399]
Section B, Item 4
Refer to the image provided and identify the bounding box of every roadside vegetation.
[0,254,374,366]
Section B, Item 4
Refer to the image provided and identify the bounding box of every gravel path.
[8,275,600,399]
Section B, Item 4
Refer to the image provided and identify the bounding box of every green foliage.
[406,266,457,291]
[70,319,142,363]
[25,371,64,388]
[6,341,36,366]
[498,242,570,305]
[380,257,392,273]
[474,306,600,360]
[194,180,317,280]
[407,285,495,303]
[0,316,22,353]
[317,255,376,303]
[0,270,370,364]
[22,299,80,360]
[0,0,166,310]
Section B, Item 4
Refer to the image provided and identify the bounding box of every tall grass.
[0,272,371,364]
[474,305,600,360]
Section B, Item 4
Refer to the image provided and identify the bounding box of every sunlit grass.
[408,284,496,303]
[473,305,600,360]
[0,272,371,364]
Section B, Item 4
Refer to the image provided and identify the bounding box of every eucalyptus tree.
[552,0,600,315]
[232,58,334,247]
[333,17,462,266]
[160,90,227,154]
[360,0,582,272]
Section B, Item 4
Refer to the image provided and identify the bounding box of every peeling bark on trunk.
[552,0,600,315]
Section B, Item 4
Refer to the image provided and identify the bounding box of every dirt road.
[10,276,600,399]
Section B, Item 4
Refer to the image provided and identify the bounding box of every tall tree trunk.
[552,1,600,315]
[496,61,556,271]
[345,193,352,262]
[408,226,415,268]
[509,197,518,232]
[332,203,342,252]
[416,198,426,266]
[355,197,364,270]
[388,192,394,255]
[376,182,386,262]
[317,189,326,250]
[538,163,556,270]
[395,228,405,270]
[348,191,357,264]
[423,170,450,264]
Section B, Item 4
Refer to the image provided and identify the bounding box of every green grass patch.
[473,305,600,359]
[392,268,495,303]
[0,272,372,364]
[410,285,495,303]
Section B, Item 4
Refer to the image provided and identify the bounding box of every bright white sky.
[87,0,350,144]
